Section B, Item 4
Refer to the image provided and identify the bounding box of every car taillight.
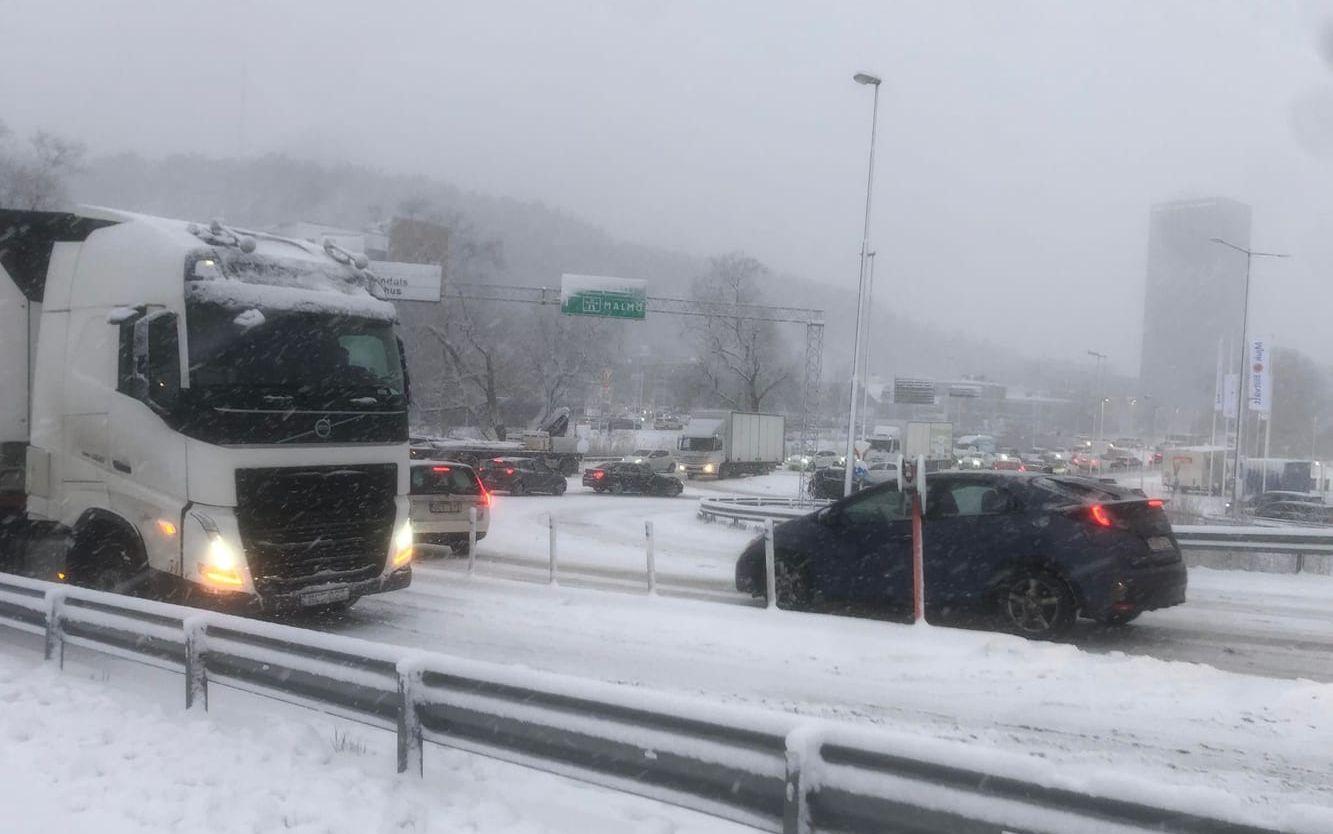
[505,467,515,475]
[479,483,491,506]
[432,466,451,473]
[1018,464,1026,472]
[594,470,605,479]
[1089,503,1114,527]
[1147,498,1164,508]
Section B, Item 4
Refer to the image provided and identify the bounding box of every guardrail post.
[43,589,66,668]
[783,727,817,834]
[764,518,777,611]
[1295,552,1305,574]
[548,513,559,586]
[396,659,424,776]
[645,520,657,596]
[183,617,209,711]
[467,507,478,577]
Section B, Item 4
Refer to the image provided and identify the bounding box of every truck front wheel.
[68,526,149,596]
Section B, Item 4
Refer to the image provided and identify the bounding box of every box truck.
[904,421,954,471]
[676,410,784,478]
[0,208,414,610]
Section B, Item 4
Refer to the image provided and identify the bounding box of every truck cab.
[0,208,414,610]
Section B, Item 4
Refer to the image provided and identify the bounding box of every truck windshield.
[185,300,404,409]
[678,436,721,452]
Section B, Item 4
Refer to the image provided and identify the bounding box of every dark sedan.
[583,461,684,496]
[477,457,567,496]
[736,472,1186,638]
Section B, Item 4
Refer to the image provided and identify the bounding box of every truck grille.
[235,464,397,597]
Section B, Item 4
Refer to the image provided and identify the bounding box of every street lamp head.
[853,72,882,86]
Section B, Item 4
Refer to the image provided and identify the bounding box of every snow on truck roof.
[3,206,395,319]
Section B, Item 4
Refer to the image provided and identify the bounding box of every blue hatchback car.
[735,472,1187,638]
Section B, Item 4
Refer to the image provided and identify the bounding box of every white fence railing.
[0,572,1293,834]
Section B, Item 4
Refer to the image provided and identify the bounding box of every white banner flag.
[1249,337,1271,413]
[1223,374,1239,418]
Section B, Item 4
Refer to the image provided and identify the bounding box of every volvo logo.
[314,418,333,439]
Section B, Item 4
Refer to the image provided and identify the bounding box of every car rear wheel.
[670,481,683,497]
[552,479,567,495]
[511,481,527,497]
[999,571,1075,639]
[610,483,624,495]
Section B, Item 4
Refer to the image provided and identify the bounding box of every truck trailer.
[676,410,784,478]
[0,208,415,610]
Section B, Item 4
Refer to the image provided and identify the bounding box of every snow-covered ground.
[0,635,744,834]
[329,567,1332,827]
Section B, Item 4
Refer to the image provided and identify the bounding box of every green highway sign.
[560,274,647,320]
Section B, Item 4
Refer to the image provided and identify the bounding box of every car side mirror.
[816,506,840,526]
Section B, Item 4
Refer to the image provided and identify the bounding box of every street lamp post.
[843,71,882,498]
[1210,237,1289,516]
[1086,350,1107,444]
[858,251,877,442]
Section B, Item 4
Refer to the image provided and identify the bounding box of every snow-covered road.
[431,471,1333,682]
[321,566,1331,826]
[283,468,1333,822]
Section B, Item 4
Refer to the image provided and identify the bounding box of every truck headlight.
[677,463,686,473]
[703,463,715,474]
[392,519,414,568]
[201,534,244,589]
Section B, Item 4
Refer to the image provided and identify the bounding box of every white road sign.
[369,261,443,302]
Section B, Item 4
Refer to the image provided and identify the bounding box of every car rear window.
[411,464,481,496]
[1033,476,1130,505]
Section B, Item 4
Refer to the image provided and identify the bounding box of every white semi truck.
[676,410,785,478]
[0,208,415,610]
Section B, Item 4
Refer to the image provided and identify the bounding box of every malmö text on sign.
[560,274,647,320]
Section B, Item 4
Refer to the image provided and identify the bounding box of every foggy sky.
[6,0,1333,375]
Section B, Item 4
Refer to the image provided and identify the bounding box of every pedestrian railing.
[0,572,1294,834]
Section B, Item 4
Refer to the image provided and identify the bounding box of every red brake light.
[1089,504,1114,527]
[594,470,605,479]
[505,468,515,475]
[431,466,451,473]
[1147,499,1164,508]
[1018,464,1026,472]
[479,483,491,506]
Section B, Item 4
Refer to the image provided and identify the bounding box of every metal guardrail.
[697,496,827,526]
[0,573,1291,834]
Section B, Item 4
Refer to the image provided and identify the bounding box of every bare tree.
[427,296,519,438]
[402,207,525,439]
[686,253,793,412]
[516,311,616,424]
[0,123,85,210]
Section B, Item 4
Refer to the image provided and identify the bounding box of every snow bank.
[0,649,742,834]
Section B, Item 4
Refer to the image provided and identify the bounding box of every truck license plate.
[1147,536,1174,552]
[430,501,457,513]
[300,587,351,607]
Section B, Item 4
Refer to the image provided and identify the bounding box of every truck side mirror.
[396,336,410,403]
[132,310,180,414]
